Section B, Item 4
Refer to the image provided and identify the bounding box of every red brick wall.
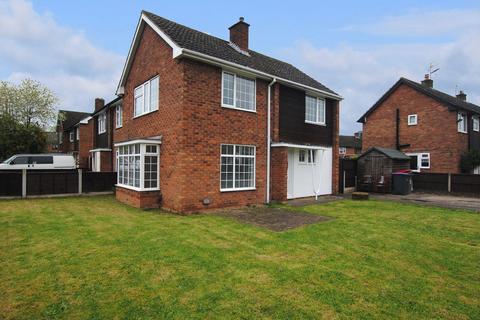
[270,147,288,201]
[331,100,340,193]
[100,151,112,172]
[78,122,93,169]
[114,24,186,212]
[180,59,268,212]
[362,84,468,173]
[116,186,161,209]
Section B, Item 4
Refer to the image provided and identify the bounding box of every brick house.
[89,97,122,172]
[113,11,341,212]
[56,110,91,168]
[358,76,480,173]
[339,132,362,158]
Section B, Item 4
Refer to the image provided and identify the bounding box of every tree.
[0,79,57,128]
[0,114,47,161]
[460,150,480,173]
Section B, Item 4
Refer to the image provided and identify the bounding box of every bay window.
[134,76,159,117]
[305,95,326,125]
[222,71,256,112]
[116,142,160,190]
[220,144,255,191]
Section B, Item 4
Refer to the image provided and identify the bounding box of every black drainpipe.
[396,108,400,150]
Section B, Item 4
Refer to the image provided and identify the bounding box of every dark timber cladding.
[279,84,334,145]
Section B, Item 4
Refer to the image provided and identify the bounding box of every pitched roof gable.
[358,77,480,123]
[117,11,340,99]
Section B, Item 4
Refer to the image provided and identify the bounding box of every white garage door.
[287,147,332,199]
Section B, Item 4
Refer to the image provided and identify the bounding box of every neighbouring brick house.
[339,132,362,158]
[113,11,341,212]
[57,110,91,168]
[358,76,480,173]
[89,97,122,172]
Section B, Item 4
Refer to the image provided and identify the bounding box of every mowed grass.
[0,196,479,319]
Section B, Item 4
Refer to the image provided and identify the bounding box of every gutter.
[266,78,276,204]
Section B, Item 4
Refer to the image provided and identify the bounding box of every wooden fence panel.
[412,173,449,192]
[0,171,22,196]
[451,174,480,195]
[26,170,78,195]
[82,172,117,193]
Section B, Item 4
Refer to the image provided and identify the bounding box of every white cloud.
[281,9,480,134]
[0,0,123,112]
[344,9,480,37]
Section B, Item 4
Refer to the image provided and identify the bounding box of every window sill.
[115,184,160,192]
[133,109,158,119]
[98,131,106,135]
[220,187,256,192]
[221,104,257,114]
[407,123,417,126]
[115,126,123,130]
[305,121,326,126]
[458,130,468,134]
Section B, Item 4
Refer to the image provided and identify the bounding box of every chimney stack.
[229,17,250,51]
[421,74,433,88]
[95,98,105,112]
[456,90,467,101]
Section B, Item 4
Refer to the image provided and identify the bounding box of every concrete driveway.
[370,192,480,212]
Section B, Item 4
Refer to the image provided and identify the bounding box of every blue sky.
[1,0,480,133]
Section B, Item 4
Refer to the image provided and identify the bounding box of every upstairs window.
[473,116,479,132]
[76,127,79,141]
[408,114,418,126]
[134,76,159,117]
[98,112,106,134]
[69,131,74,142]
[222,71,256,112]
[458,112,467,133]
[116,105,123,128]
[305,95,326,125]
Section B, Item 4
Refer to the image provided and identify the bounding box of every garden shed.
[357,147,410,193]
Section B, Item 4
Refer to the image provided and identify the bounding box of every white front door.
[287,147,332,199]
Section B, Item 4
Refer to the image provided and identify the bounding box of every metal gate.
[339,158,357,193]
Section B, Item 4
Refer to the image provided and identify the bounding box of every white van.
[0,154,76,170]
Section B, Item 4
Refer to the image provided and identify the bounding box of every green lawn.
[0,196,479,319]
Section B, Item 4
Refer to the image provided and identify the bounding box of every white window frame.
[458,112,467,133]
[116,143,160,191]
[305,95,326,125]
[339,147,347,155]
[221,71,256,113]
[76,127,80,141]
[98,112,106,134]
[220,144,256,192]
[116,104,123,128]
[407,152,430,172]
[473,115,479,132]
[133,76,159,118]
[59,132,63,144]
[298,149,306,163]
[408,114,418,126]
[298,149,316,164]
[69,131,74,142]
